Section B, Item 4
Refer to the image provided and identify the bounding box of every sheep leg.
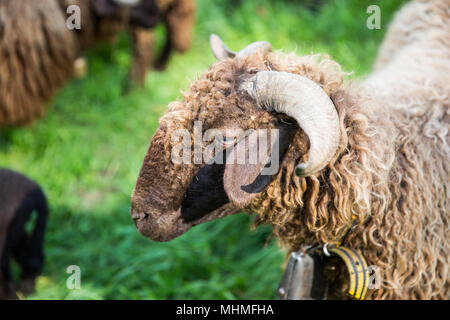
[12,235,38,296]
[165,0,195,54]
[154,0,195,70]
[11,191,47,296]
[153,22,173,71]
[0,202,28,299]
[0,247,16,299]
[128,28,155,88]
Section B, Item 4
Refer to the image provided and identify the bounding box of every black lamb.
[0,169,48,299]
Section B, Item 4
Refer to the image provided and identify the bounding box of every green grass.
[0,0,407,299]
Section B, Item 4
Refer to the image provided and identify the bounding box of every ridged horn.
[210,34,236,60]
[236,41,272,59]
[240,71,340,177]
[210,34,272,61]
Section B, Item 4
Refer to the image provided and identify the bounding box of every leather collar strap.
[326,245,370,300]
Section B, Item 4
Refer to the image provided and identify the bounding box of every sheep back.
[0,0,78,126]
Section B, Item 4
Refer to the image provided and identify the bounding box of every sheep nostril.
[131,212,150,221]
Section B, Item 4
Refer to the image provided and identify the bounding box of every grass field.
[0,0,407,299]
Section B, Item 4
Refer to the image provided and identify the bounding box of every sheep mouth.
[131,162,240,242]
[131,201,238,242]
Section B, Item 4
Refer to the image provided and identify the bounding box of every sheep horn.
[240,71,340,177]
[210,34,236,60]
[210,34,272,60]
[112,0,141,6]
[236,41,272,59]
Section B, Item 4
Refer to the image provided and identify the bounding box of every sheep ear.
[223,124,295,208]
[210,34,236,60]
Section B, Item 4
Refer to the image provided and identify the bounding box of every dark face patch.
[181,161,229,223]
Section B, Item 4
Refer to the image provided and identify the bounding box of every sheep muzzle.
[130,193,238,241]
[130,125,242,241]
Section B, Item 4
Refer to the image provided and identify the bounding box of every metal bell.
[277,250,327,300]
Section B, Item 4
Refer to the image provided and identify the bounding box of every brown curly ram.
[131,0,449,299]
[0,0,195,126]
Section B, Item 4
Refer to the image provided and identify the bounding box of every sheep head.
[131,35,343,242]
